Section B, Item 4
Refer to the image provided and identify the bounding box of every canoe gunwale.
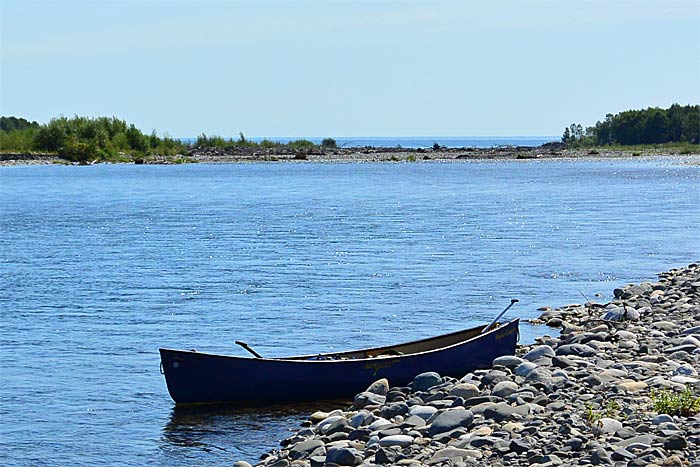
[159,318,519,364]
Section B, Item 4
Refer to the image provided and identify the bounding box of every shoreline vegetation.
[1,104,698,166]
[240,263,700,467]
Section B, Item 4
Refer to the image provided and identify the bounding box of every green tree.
[321,137,337,149]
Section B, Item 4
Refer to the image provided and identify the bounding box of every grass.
[583,399,627,436]
[651,388,700,416]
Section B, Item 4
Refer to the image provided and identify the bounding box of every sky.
[1,0,699,138]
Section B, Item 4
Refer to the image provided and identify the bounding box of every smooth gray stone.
[651,414,674,425]
[556,343,596,357]
[326,431,348,442]
[408,405,437,421]
[509,437,532,453]
[348,429,370,441]
[583,374,603,386]
[681,325,700,335]
[325,418,349,435]
[374,447,399,464]
[546,401,567,411]
[524,367,553,387]
[552,355,576,368]
[429,447,481,463]
[483,402,530,422]
[377,427,401,437]
[325,446,362,466]
[681,335,700,347]
[671,375,699,384]
[603,307,640,321]
[432,427,468,444]
[368,417,393,431]
[665,344,697,354]
[401,415,426,428]
[493,355,524,369]
[492,381,519,398]
[663,434,687,450]
[352,391,386,409]
[463,396,503,410]
[481,369,510,386]
[317,415,345,433]
[448,383,480,399]
[366,378,390,396]
[527,453,562,465]
[616,426,637,439]
[565,437,584,450]
[590,447,612,465]
[349,410,372,428]
[468,435,501,447]
[378,434,413,447]
[611,448,636,461]
[515,361,538,377]
[522,345,555,362]
[379,402,408,419]
[427,408,474,437]
[413,372,443,392]
[616,435,658,449]
[594,417,623,435]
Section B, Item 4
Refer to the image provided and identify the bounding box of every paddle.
[483,298,519,333]
[235,340,263,358]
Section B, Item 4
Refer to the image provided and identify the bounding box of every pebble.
[241,263,700,467]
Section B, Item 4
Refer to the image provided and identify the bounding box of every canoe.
[159,318,519,405]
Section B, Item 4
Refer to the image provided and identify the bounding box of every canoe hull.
[159,318,519,405]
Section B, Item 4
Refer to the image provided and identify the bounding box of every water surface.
[1,159,698,466]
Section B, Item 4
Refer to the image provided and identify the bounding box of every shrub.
[260,139,281,148]
[196,133,228,148]
[0,128,37,151]
[651,388,700,416]
[59,137,95,162]
[321,137,337,149]
[289,139,316,151]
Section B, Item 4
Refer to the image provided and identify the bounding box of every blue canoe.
[159,318,519,405]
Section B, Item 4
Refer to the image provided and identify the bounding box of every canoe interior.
[283,323,489,360]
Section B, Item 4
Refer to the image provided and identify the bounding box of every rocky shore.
[1,144,698,166]
[240,264,700,467]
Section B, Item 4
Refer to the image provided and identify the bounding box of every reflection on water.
[161,401,348,463]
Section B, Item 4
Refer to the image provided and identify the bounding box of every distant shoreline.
[1,144,699,167]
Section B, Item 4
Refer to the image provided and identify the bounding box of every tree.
[564,104,699,147]
[321,138,337,149]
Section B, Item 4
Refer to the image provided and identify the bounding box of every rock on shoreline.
[1,146,699,166]
[243,263,700,467]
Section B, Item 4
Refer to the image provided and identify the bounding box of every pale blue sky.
[1,0,698,137]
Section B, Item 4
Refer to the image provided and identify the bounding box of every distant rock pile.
[239,263,700,467]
